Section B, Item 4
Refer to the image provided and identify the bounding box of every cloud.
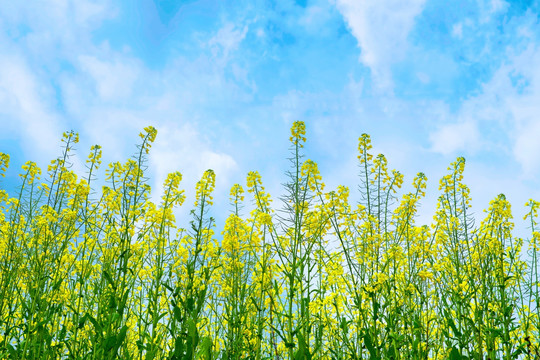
[0,0,116,61]
[78,54,142,102]
[478,0,509,23]
[0,53,63,162]
[0,0,119,161]
[149,123,237,202]
[514,121,540,175]
[298,1,337,34]
[452,23,463,39]
[508,44,540,176]
[334,0,427,91]
[429,121,480,155]
[427,32,540,175]
[208,22,249,59]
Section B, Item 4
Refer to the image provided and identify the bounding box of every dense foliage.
[0,122,539,359]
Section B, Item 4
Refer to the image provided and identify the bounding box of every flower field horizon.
[0,121,539,359]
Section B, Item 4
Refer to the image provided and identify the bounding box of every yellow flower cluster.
[358,133,373,164]
[301,159,324,194]
[87,144,102,168]
[139,126,158,154]
[21,161,41,184]
[247,170,272,213]
[229,183,244,205]
[162,171,185,207]
[0,153,9,177]
[195,169,215,207]
[290,120,306,147]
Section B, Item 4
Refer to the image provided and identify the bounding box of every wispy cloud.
[78,54,142,102]
[428,39,540,176]
[208,22,249,60]
[0,52,63,161]
[429,121,480,156]
[334,0,427,91]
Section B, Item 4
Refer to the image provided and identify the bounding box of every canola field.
[0,121,538,359]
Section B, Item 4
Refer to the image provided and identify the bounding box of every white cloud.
[299,5,326,27]
[0,0,116,61]
[149,123,237,221]
[150,123,237,188]
[417,72,430,84]
[73,0,113,26]
[78,54,141,101]
[427,35,540,176]
[429,121,480,155]
[514,121,540,175]
[478,0,508,23]
[452,23,463,39]
[298,2,336,34]
[334,0,427,91]
[0,0,119,163]
[208,23,249,59]
[0,54,63,162]
[507,45,540,176]
[489,0,507,13]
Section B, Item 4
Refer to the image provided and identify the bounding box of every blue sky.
[1,0,540,233]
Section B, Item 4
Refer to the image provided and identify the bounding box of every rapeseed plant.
[0,122,538,359]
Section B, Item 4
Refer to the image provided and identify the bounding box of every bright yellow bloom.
[290,120,306,147]
[0,153,9,177]
[194,169,215,207]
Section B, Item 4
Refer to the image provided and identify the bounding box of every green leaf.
[103,270,116,290]
[294,346,305,360]
[187,318,198,341]
[197,336,213,360]
[449,347,461,360]
[294,332,312,360]
[104,334,117,352]
[173,336,184,359]
[173,306,183,323]
[181,318,199,360]
[157,311,168,323]
[136,339,146,351]
[340,317,349,334]
[162,282,174,293]
[77,313,88,329]
[117,290,130,316]
[86,313,102,334]
[117,325,128,348]
[51,278,63,291]
[186,297,194,313]
[109,294,117,311]
[363,333,378,359]
[58,324,67,341]
[6,343,18,358]
[145,347,156,360]
[512,344,526,357]
[445,311,462,338]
